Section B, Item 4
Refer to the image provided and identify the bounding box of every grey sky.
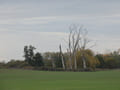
[0,0,120,62]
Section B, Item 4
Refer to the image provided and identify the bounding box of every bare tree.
[66,24,93,70]
[78,27,92,69]
[67,29,73,70]
[67,25,81,70]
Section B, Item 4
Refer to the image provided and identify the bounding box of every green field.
[0,69,120,90]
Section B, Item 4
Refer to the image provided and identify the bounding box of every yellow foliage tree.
[76,49,100,70]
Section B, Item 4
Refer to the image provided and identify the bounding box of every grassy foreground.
[0,69,120,90]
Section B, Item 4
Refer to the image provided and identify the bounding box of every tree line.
[1,48,120,71]
[0,25,120,71]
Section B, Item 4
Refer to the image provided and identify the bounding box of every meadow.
[0,69,120,90]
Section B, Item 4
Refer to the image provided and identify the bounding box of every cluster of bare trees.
[60,25,93,70]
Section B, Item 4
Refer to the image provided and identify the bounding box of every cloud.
[21,16,57,24]
[1,13,120,26]
[0,17,57,25]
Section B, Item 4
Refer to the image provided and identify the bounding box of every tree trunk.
[52,60,55,68]
[82,55,87,69]
[69,57,73,70]
[74,53,77,70]
[59,45,65,70]
[61,54,65,70]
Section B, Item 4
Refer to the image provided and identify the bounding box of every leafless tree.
[67,24,93,70]
[67,25,81,70]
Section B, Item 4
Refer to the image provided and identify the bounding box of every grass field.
[0,69,120,90]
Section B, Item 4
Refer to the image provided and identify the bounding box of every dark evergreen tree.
[24,46,29,62]
[24,45,44,67]
[95,54,105,68]
[53,53,62,68]
[33,52,44,67]
[24,45,36,66]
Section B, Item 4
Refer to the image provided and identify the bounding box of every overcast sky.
[0,0,120,62]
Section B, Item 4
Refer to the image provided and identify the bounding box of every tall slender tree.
[59,44,65,70]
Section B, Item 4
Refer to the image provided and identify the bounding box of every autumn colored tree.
[76,49,99,70]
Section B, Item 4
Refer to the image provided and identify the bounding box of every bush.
[6,60,29,68]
